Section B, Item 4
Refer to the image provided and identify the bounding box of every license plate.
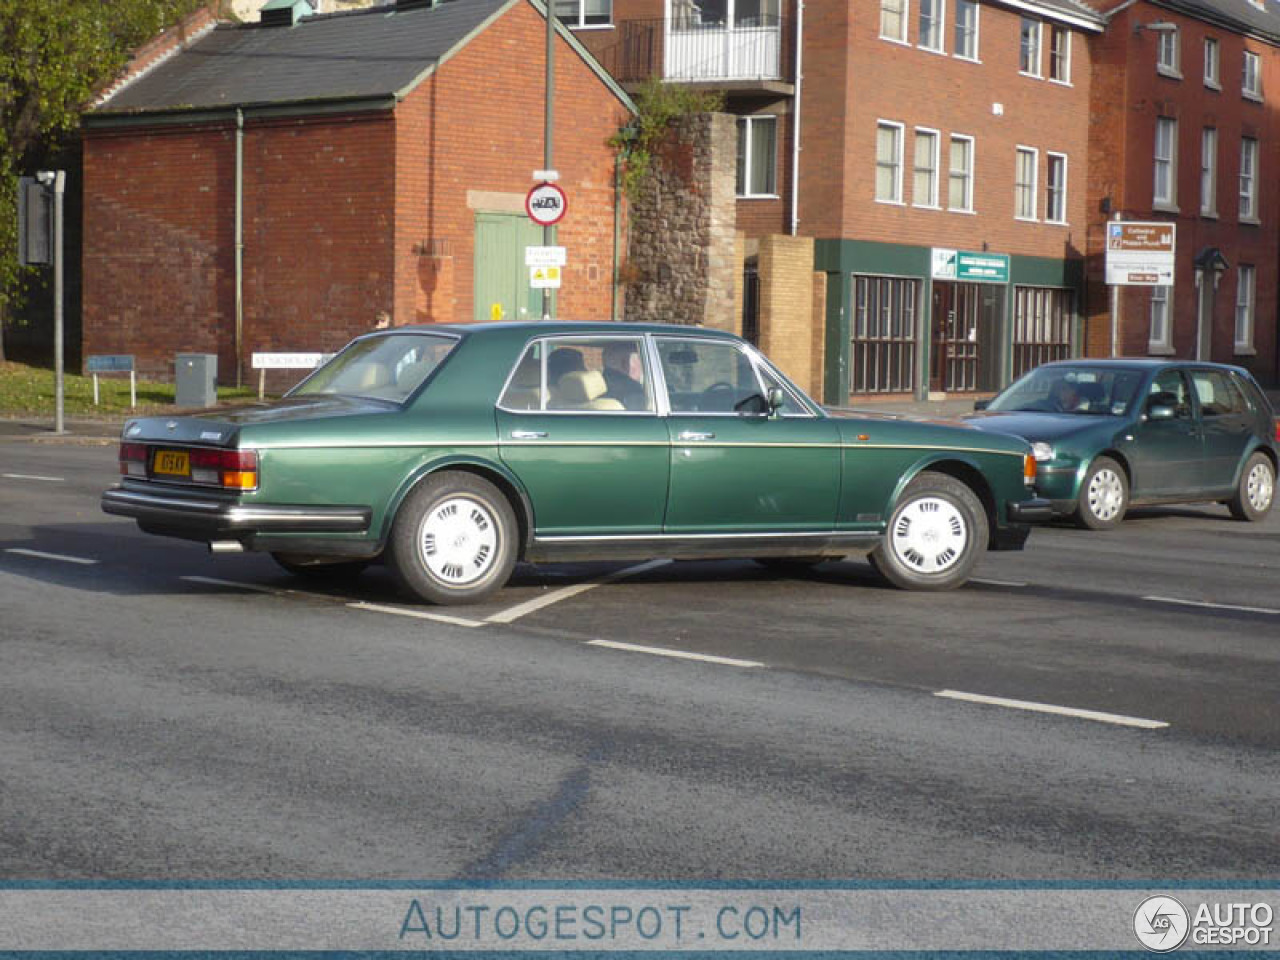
[153,450,190,477]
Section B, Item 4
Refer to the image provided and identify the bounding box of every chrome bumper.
[101,486,370,537]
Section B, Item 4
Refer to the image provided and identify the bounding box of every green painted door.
[473,212,543,323]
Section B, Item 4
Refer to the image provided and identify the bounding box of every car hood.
[120,395,393,445]
[961,410,1118,443]
[824,407,973,430]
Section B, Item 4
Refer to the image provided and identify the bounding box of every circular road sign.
[526,182,567,226]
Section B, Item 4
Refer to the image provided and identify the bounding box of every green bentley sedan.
[102,323,1049,604]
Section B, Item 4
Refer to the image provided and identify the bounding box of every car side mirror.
[767,386,786,416]
[973,399,989,411]
[1147,403,1176,421]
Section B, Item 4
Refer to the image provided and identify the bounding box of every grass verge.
[0,361,262,417]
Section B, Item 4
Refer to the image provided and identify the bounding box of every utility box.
[175,353,217,408]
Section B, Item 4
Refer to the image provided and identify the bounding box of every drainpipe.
[235,107,244,388]
[789,0,803,236]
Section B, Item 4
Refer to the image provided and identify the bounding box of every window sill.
[1015,215,1040,223]
[1205,79,1221,92]
[1240,216,1262,227]
[565,23,614,30]
[913,203,943,211]
[880,35,911,47]
[1018,70,1043,80]
[1049,77,1072,88]
[917,44,947,56]
[1200,209,1218,220]
[737,193,781,201]
[1045,218,1069,227]
[1157,65,1183,80]
[1243,90,1264,104]
[1153,202,1180,215]
[1234,345,1257,356]
[948,207,977,215]
[875,198,907,207]
[953,54,981,64]
[1147,344,1177,356]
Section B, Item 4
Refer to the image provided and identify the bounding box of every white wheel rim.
[890,496,968,574]
[1086,467,1125,522]
[1246,462,1275,512]
[419,496,499,586]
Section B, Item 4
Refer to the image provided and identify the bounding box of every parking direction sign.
[1106,221,1176,286]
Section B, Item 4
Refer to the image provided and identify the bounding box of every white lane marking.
[4,548,98,566]
[485,558,672,624]
[180,575,280,594]
[2,473,65,482]
[970,577,1028,588]
[935,689,1168,729]
[347,602,485,629]
[586,638,765,669]
[1144,595,1280,616]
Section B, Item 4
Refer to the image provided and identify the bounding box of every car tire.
[389,471,517,605]
[1228,451,1276,522]
[1076,456,1128,530]
[870,473,987,591]
[271,553,370,581]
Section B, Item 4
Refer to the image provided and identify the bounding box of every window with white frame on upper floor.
[913,128,940,207]
[1019,17,1041,76]
[736,115,777,197]
[1149,286,1172,352]
[1235,264,1256,352]
[1243,50,1262,99]
[1157,27,1180,77]
[1015,146,1038,219]
[552,0,611,27]
[1049,25,1070,82]
[953,0,978,60]
[918,0,944,51]
[948,134,974,211]
[1204,37,1220,88]
[1239,136,1259,220]
[1201,127,1217,216]
[1153,116,1177,208]
[876,121,905,203]
[1045,153,1067,223]
[881,0,908,43]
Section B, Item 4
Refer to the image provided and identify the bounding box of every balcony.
[600,15,794,96]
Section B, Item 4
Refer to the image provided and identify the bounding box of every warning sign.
[530,266,561,289]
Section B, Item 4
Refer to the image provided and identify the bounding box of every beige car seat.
[551,369,625,410]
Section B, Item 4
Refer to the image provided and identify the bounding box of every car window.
[987,366,1142,416]
[498,337,653,413]
[1148,369,1194,419]
[292,333,456,403]
[656,338,765,414]
[1190,370,1247,417]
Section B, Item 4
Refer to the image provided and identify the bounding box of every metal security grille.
[742,261,760,346]
[852,275,919,395]
[935,283,983,392]
[1012,286,1074,378]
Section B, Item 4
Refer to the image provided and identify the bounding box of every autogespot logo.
[1134,895,1191,952]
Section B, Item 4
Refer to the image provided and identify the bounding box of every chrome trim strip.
[537,530,880,543]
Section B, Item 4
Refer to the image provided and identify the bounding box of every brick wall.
[756,233,817,394]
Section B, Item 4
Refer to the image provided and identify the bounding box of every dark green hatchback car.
[965,359,1278,529]
[103,322,1049,604]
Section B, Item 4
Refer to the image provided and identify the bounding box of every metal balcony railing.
[600,15,791,86]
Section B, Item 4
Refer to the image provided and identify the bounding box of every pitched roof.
[1158,0,1280,41]
[91,0,631,119]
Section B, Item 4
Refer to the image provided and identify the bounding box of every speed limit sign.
[525,182,567,226]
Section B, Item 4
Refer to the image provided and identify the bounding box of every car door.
[1128,368,1205,497]
[1188,368,1254,493]
[654,335,841,533]
[496,336,669,536]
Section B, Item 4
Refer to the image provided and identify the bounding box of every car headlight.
[1031,441,1055,462]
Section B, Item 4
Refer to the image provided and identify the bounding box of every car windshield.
[986,366,1145,416]
[290,333,457,403]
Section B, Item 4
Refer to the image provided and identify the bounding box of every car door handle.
[510,430,548,440]
[678,431,716,441]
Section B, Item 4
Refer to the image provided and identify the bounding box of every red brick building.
[1085,0,1280,386]
[82,0,633,384]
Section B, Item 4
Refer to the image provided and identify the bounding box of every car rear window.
[291,334,457,403]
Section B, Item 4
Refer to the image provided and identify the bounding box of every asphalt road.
[1,440,1278,880]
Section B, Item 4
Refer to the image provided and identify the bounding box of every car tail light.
[190,448,259,490]
[1024,453,1037,486]
[119,442,147,478]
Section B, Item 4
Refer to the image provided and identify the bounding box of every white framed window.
[1154,116,1177,208]
[1204,37,1220,88]
[919,0,944,51]
[1019,17,1041,76]
[1239,136,1258,221]
[553,0,612,27]
[1200,127,1217,216]
[1157,28,1180,77]
[1049,25,1071,83]
[953,0,978,60]
[1045,152,1067,223]
[948,134,974,212]
[1015,146,1038,220]
[1235,264,1256,352]
[736,116,777,197]
[881,0,908,43]
[876,121,905,204]
[1149,286,1172,352]
[1243,50,1262,99]
[913,128,940,207]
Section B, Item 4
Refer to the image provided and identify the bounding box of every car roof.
[382,321,744,340]
[1033,357,1255,376]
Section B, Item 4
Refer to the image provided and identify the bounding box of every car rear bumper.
[101,485,372,547]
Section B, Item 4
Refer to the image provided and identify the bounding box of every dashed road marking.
[347,602,486,629]
[935,689,1169,729]
[4,548,98,566]
[1144,595,1280,616]
[586,638,765,669]
[180,575,281,594]
[2,473,65,482]
[485,558,671,624]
